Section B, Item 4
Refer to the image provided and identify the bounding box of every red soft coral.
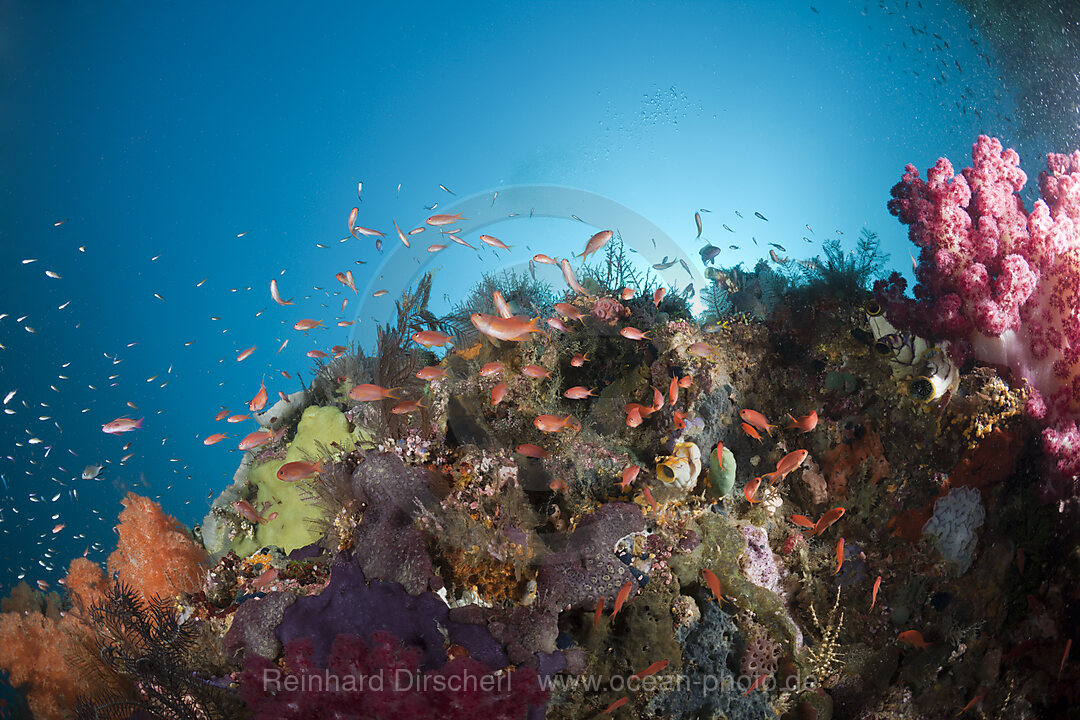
[241,632,547,719]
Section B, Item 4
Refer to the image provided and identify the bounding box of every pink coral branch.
[876,136,1080,501]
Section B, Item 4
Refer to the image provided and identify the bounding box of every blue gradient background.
[0,0,1037,608]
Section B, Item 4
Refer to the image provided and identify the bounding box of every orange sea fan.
[0,558,109,719]
[106,492,208,603]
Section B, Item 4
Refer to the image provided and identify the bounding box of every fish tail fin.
[134,418,144,429]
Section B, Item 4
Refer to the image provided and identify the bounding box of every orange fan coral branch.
[106,493,209,602]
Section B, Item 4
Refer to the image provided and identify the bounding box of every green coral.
[706,444,737,497]
[231,406,368,556]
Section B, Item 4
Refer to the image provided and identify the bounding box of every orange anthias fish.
[393,219,411,248]
[277,459,324,482]
[515,443,548,459]
[249,382,268,412]
[348,384,398,402]
[480,234,512,250]
[227,414,250,423]
[600,696,629,716]
[426,212,465,226]
[102,417,143,434]
[412,330,454,347]
[631,659,669,680]
[233,500,269,525]
[743,674,768,695]
[293,319,323,331]
[642,485,658,512]
[870,575,882,610]
[653,287,666,306]
[391,398,424,415]
[236,346,256,362]
[612,580,634,618]
[834,538,845,574]
[554,302,585,322]
[898,630,930,650]
[534,414,578,433]
[739,409,776,435]
[571,352,590,367]
[701,568,723,604]
[774,449,809,480]
[620,326,650,341]
[715,441,725,469]
[620,465,640,489]
[593,597,605,630]
[811,507,846,536]
[479,362,504,377]
[470,313,544,341]
[521,364,551,379]
[563,386,597,399]
[560,258,588,295]
[786,410,818,433]
[491,382,508,405]
[626,406,643,427]
[238,429,275,451]
[744,476,762,504]
[621,287,635,300]
[790,514,815,530]
[533,253,559,266]
[673,410,686,429]
[741,422,763,442]
[956,689,988,717]
[416,366,447,381]
[492,291,513,319]
[215,409,230,422]
[579,229,613,259]
[203,433,228,446]
[307,350,328,359]
[678,375,693,388]
[669,375,680,405]
[549,477,569,493]
[547,317,570,332]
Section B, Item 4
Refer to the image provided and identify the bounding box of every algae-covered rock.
[669,512,798,655]
[584,581,684,715]
[239,406,366,555]
[706,443,737,497]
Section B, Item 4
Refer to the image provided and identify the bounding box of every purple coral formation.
[275,558,506,671]
[536,502,644,611]
[590,296,629,324]
[739,621,782,679]
[740,524,782,596]
[348,452,446,594]
[224,591,296,662]
[241,631,547,719]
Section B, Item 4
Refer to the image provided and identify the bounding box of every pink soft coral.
[240,631,547,719]
[590,296,629,324]
[876,136,1080,501]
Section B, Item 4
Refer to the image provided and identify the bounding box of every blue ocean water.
[0,1,1072,711]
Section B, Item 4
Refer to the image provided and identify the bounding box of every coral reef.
[12,191,1080,719]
